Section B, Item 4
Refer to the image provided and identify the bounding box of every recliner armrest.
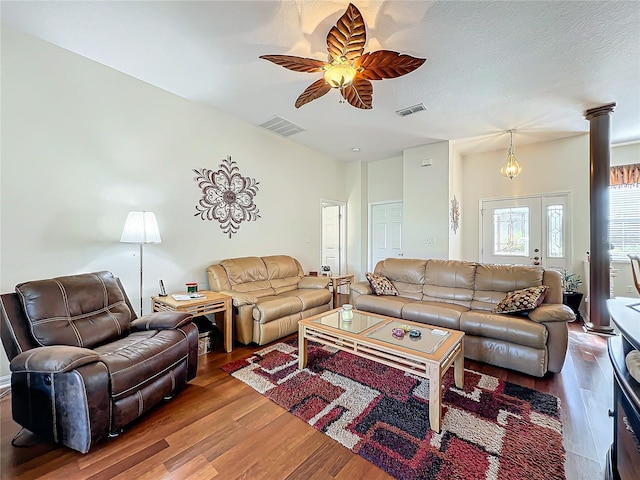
[298,277,330,289]
[528,304,576,323]
[10,345,99,374]
[351,281,373,295]
[131,311,193,331]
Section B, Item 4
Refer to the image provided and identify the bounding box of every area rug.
[222,338,566,480]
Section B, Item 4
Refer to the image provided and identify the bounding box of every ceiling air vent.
[258,116,305,137]
[396,103,426,117]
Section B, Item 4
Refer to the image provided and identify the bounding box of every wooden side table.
[152,291,233,353]
[329,274,355,307]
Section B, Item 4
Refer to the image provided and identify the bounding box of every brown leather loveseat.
[207,255,332,345]
[351,258,576,377]
[0,271,199,453]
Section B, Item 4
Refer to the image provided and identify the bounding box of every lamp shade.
[120,211,161,244]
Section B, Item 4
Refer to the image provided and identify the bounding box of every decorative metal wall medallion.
[193,156,260,238]
[450,196,460,234]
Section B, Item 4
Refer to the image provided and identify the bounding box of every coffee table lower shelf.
[298,315,464,433]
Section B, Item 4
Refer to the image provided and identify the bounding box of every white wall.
[612,142,640,166]
[367,155,403,203]
[461,135,591,281]
[0,28,345,376]
[402,142,450,259]
[345,160,368,280]
[448,145,464,259]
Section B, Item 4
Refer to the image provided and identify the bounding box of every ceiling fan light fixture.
[324,62,357,89]
[259,3,426,109]
[500,129,522,179]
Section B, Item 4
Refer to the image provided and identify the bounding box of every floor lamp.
[120,211,162,317]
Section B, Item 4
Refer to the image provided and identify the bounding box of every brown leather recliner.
[0,271,199,453]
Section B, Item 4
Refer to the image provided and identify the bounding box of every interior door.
[370,202,403,270]
[481,197,542,265]
[322,204,341,275]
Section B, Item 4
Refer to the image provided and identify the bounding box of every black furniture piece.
[563,291,584,321]
[606,297,640,480]
[0,271,199,453]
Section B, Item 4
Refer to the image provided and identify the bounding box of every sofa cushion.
[365,273,399,296]
[15,271,132,349]
[354,295,415,318]
[220,256,267,283]
[493,286,549,314]
[460,311,548,349]
[401,301,469,330]
[263,255,304,295]
[298,276,330,289]
[253,296,303,323]
[374,258,426,300]
[280,288,332,310]
[94,329,191,399]
[423,260,476,307]
[263,255,302,278]
[472,264,545,311]
[220,257,275,298]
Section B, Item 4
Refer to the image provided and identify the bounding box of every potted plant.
[561,269,583,293]
[561,269,583,320]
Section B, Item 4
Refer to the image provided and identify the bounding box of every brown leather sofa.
[0,271,199,453]
[207,255,332,345]
[351,258,576,377]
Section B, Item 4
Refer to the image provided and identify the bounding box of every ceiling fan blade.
[295,79,332,108]
[341,77,373,109]
[259,55,325,73]
[326,3,366,62]
[356,50,426,80]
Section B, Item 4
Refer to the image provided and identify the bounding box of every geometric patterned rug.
[222,337,566,480]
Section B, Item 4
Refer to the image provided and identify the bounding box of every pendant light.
[501,129,522,179]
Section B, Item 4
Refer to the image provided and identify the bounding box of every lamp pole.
[137,242,143,317]
[120,211,162,319]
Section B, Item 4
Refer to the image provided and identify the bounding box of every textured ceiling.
[2,0,639,162]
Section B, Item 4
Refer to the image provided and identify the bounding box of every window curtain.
[610,163,640,188]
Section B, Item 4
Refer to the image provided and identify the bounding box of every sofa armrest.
[528,304,576,323]
[10,345,99,374]
[298,277,330,289]
[351,281,373,295]
[131,311,193,331]
[218,290,258,307]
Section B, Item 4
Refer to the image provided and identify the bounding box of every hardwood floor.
[0,320,611,480]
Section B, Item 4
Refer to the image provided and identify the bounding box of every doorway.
[321,201,346,275]
[480,193,570,269]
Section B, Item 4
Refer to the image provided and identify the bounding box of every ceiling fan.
[260,3,426,109]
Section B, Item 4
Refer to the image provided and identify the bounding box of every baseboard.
[0,374,10,391]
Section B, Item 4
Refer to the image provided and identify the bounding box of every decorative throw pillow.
[493,286,549,314]
[365,272,399,296]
